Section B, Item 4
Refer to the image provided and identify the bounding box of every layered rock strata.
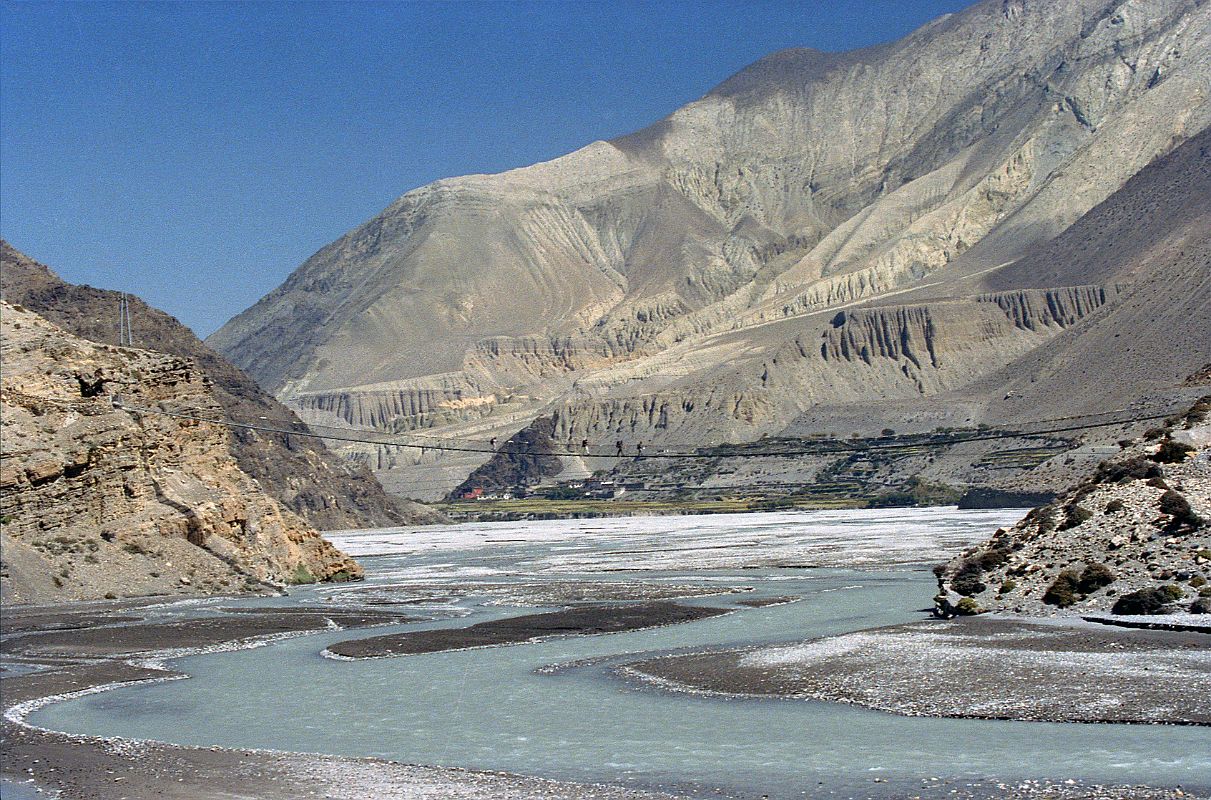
[0,303,362,604]
[0,242,441,528]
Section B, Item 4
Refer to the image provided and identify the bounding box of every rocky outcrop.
[0,242,442,529]
[956,487,1056,510]
[935,398,1211,617]
[208,0,1210,500]
[467,335,634,382]
[813,286,1115,379]
[447,417,563,499]
[979,286,1119,332]
[0,304,363,604]
[293,374,496,431]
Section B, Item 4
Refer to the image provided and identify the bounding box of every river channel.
[28,509,1211,798]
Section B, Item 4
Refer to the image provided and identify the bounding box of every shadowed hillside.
[1,242,442,529]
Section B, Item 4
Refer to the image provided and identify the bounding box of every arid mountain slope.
[565,131,1211,503]
[210,0,1211,500]
[781,126,1211,434]
[0,304,361,604]
[0,242,442,528]
[953,129,1211,424]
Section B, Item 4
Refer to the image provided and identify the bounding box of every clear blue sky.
[2,0,974,337]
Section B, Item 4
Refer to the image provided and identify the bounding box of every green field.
[435,495,866,522]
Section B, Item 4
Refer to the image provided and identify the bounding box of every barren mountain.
[0,242,442,528]
[210,0,1211,500]
[0,304,361,604]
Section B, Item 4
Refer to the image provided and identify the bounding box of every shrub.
[1190,576,1207,588]
[1111,587,1171,615]
[955,597,981,615]
[1070,484,1097,504]
[1162,584,1186,601]
[1093,457,1162,484]
[1191,597,1211,614]
[1159,490,1203,527]
[998,579,1016,595]
[974,547,1011,571]
[1200,587,1211,598]
[1146,477,1170,490]
[1042,571,1081,607]
[952,571,986,597]
[950,559,988,596]
[1077,563,1116,593]
[288,565,317,585]
[1104,499,1125,514]
[1143,427,1168,441]
[1026,504,1058,533]
[1152,439,1195,464]
[1184,398,1210,426]
[1057,506,1092,531]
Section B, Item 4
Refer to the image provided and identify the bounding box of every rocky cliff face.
[935,398,1211,618]
[0,303,362,604]
[209,0,1211,500]
[448,417,563,500]
[0,242,442,529]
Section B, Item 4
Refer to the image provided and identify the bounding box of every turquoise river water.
[26,509,1211,798]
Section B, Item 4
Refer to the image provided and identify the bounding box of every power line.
[108,397,1183,460]
[228,394,1187,451]
[118,293,134,347]
[260,402,1165,455]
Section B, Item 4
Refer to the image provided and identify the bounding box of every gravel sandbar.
[624,616,1211,725]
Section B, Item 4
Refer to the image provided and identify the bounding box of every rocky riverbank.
[4,594,1206,800]
[935,400,1210,618]
[623,402,1211,737]
[623,615,1211,726]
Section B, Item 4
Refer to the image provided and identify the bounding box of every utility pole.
[118,293,134,346]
